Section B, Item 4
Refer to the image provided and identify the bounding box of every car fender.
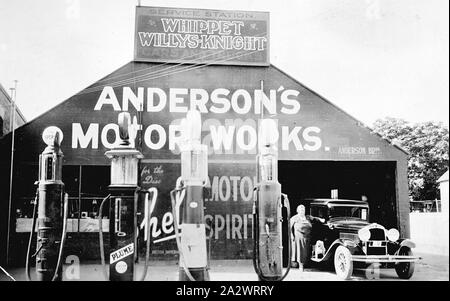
[398,239,416,250]
[320,239,359,262]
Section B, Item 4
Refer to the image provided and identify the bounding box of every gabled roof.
[0,61,409,162]
[0,83,27,124]
[438,170,449,183]
[272,65,409,156]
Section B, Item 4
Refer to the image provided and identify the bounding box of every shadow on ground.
[1,252,448,281]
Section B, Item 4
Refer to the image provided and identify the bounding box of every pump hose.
[137,187,157,281]
[252,187,292,281]
[0,265,15,281]
[279,193,292,281]
[25,190,69,281]
[98,194,111,280]
[51,193,69,281]
[252,186,266,281]
[203,186,212,271]
[206,232,212,271]
[25,188,39,281]
[170,187,196,281]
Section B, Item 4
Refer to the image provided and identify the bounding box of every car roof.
[303,198,369,207]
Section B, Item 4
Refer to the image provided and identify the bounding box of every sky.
[0,0,448,126]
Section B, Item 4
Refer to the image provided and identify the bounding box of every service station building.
[0,6,410,267]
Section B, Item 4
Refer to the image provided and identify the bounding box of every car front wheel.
[395,247,415,279]
[334,246,353,280]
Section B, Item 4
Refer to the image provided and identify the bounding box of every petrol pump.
[25,126,69,281]
[170,109,209,281]
[98,112,156,281]
[252,119,292,281]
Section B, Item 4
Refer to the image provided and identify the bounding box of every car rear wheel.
[334,246,353,280]
[395,247,415,279]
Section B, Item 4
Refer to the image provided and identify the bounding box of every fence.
[410,212,449,255]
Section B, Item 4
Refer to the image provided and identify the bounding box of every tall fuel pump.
[170,109,209,281]
[98,112,157,281]
[252,119,292,281]
[25,126,69,281]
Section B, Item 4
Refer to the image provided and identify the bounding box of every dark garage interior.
[279,160,398,265]
[279,160,398,227]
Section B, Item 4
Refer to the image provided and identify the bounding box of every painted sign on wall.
[7,63,407,259]
[13,64,398,167]
[136,161,256,258]
[134,6,270,66]
[73,84,319,159]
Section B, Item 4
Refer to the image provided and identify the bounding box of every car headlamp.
[358,228,371,242]
[387,228,400,242]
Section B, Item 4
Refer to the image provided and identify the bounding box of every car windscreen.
[329,206,368,221]
[310,206,327,219]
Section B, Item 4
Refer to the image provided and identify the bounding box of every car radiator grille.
[369,228,386,240]
[366,228,388,255]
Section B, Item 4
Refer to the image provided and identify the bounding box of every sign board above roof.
[134,6,270,66]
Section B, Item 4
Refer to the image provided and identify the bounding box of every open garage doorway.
[279,160,398,266]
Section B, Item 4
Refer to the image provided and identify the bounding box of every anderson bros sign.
[134,6,270,66]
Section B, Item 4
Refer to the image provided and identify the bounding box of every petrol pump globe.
[180,110,208,185]
[42,126,64,147]
[258,118,279,183]
[40,126,64,183]
[105,112,143,187]
[185,110,202,142]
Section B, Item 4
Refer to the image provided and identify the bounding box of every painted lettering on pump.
[70,86,323,153]
[110,243,134,264]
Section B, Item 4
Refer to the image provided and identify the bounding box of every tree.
[372,117,449,201]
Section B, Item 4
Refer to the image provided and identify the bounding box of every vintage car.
[304,199,420,280]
